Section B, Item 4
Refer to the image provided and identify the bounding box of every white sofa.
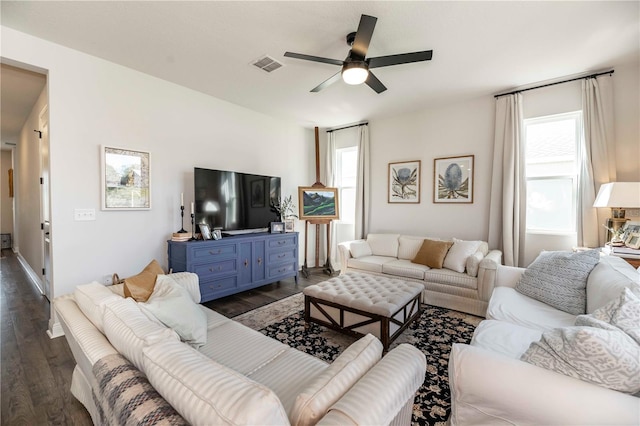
[55,272,427,425]
[448,256,640,425]
[338,234,502,317]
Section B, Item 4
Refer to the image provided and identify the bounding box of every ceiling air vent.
[252,55,283,73]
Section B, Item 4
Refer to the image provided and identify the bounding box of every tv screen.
[194,167,281,234]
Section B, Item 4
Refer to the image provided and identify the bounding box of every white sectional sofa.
[55,272,427,425]
[338,234,502,317]
[448,256,640,425]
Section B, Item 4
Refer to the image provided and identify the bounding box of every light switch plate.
[74,208,96,221]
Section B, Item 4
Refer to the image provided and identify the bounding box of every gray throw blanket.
[92,353,187,426]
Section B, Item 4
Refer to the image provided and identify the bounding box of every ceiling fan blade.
[368,50,433,69]
[365,71,387,94]
[284,52,343,66]
[311,71,342,93]
[351,14,377,59]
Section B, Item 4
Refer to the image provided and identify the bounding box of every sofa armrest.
[449,343,640,426]
[167,272,200,303]
[476,250,502,302]
[495,265,525,288]
[317,344,426,426]
[337,240,365,274]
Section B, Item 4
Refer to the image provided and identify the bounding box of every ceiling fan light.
[342,64,369,85]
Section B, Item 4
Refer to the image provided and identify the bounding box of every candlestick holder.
[189,213,196,240]
[177,205,187,233]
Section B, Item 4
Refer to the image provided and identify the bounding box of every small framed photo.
[270,222,285,234]
[625,232,640,249]
[284,219,295,232]
[388,160,420,203]
[434,155,474,203]
[199,224,212,240]
[212,229,222,240]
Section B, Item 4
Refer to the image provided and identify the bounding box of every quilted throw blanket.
[92,353,187,426]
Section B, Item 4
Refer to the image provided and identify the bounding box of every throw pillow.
[515,249,600,315]
[576,288,640,345]
[412,239,453,269]
[366,234,400,257]
[350,241,373,259]
[443,238,483,273]
[139,274,207,348]
[123,259,164,302]
[521,323,640,394]
[465,251,484,277]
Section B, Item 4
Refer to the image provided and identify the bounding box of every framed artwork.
[212,229,222,240]
[298,187,340,220]
[434,155,474,203]
[270,222,285,234]
[200,224,212,240]
[250,178,265,207]
[101,146,150,210]
[388,160,420,203]
[625,232,640,249]
[621,221,640,242]
[284,218,295,232]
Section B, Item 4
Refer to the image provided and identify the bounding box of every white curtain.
[325,131,338,267]
[578,75,616,247]
[354,125,370,240]
[488,93,526,267]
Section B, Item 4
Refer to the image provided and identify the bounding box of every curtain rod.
[494,70,614,99]
[326,122,368,133]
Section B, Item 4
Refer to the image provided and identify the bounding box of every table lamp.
[593,182,640,244]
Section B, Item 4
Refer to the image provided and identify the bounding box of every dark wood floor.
[0,248,332,425]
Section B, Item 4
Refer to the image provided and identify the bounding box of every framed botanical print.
[434,155,474,203]
[388,160,420,203]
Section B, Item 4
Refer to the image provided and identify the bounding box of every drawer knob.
[278,253,285,258]
[258,257,262,265]
[244,259,249,267]
[209,250,221,255]
[277,241,285,245]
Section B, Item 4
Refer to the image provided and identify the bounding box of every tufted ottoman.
[303,272,423,350]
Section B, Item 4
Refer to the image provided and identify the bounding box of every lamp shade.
[342,62,369,85]
[593,182,640,208]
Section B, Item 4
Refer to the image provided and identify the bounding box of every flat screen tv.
[194,167,281,235]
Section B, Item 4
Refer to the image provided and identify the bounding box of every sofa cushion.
[487,287,576,332]
[123,259,164,302]
[412,239,453,269]
[349,241,373,259]
[382,259,430,280]
[587,256,640,313]
[74,281,122,333]
[471,319,543,359]
[424,268,477,290]
[444,238,483,273]
[290,334,382,426]
[366,234,400,257]
[142,339,290,425]
[347,255,396,273]
[465,251,484,277]
[515,249,600,315]
[103,297,179,371]
[139,275,207,349]
[398,236,426,260]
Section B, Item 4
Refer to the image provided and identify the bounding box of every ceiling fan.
[284,14,433,94]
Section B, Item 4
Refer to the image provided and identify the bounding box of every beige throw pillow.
[412,239,453,269]
[124,259,164,302]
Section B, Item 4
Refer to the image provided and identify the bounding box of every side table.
[600,245,640,269]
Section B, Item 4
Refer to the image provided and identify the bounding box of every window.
[524,111,581,234]
[335,146,358,223]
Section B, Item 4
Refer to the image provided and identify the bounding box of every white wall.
[368,96,495,240]
[1,27,313,320]
[0,150,14,238]
[365,61,639,267]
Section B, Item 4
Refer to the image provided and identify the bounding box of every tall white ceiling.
[1,1,638,136]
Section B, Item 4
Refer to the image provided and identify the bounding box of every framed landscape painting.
[298,187,339,220]
[388,160,420,203]
[434,155,474,203]
[101,146,151,210]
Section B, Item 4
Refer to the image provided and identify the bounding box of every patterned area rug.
[234,293,482,426]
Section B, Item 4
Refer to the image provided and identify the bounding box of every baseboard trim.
[16,252,45,295]
[47,319,64,339]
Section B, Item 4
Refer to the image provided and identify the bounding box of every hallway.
[0,249,91,425]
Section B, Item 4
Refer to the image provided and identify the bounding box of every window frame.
[335,146,358,224]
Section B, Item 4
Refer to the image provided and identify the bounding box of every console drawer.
[268,236,296,249]
[268,262,296,279]
[193,259,236,278]
[200,276,237,301]
[268,249,295,264]
[191,243,237,262]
